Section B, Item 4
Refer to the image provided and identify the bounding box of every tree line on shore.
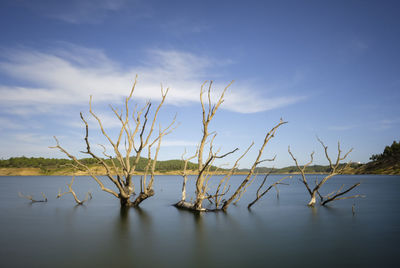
[0,156,205,173]
[0,150,393,175]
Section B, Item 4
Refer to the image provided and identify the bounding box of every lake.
[0,174,399,268]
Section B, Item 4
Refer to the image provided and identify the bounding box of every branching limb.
[57,176,91,205]
[222,119,287,211]
[49,136,120,198]
[18,192,47,203]
[248,174,292,209]
[233,173,258,205]
[214,142,254,208]
[290,137,361,207]
[132,118,177,207]
[321,182,364,205]
[313,139,354,194]
[288,147,314,195]
[80,113,125,194]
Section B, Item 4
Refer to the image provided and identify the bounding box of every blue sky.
[0,0,399,168]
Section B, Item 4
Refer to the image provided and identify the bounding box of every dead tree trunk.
[288,138,363,206]
[174,81,286,212]
[50,76,176,207]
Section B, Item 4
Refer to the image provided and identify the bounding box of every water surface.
[0,175,399,267]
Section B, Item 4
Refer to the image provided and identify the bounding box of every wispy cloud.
[328,124,358,131]
[159,18,211,36]
[0,117,25,130]
[13,0,130,24]
[161,140,198,147]
[379,119,400,130]
[0,44,304,116]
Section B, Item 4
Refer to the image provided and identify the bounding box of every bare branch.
[233,173,258,205]
[222,119,287,211]
[321,182,363,205]
[50,136,121,199]
[256,155,277,165]
[18,192,47,203]
[57,176,91,205]
[288,147,314,196]
[215,142,254,208]
[80,113,125,194]
[290,137,361,207]
[248,174,292,209]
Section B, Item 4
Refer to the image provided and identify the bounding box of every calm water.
[0,174,399,268]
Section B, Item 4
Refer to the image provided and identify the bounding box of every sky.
[0,0,399,168]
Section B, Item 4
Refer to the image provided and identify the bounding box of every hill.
[354,141,400,175]
[1,141,399,176]
[0,156,207,176]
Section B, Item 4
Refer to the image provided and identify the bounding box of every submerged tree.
[288,138,364,206]
[50,76,176,207]
[175,81,287,212]
[18,192,48,203]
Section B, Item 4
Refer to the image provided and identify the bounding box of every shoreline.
[1,167,396,176]
[0,167,327,176]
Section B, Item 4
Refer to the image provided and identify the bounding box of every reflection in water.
[117,206,130,237]
[310,205,318,222]
[134,206,153,236]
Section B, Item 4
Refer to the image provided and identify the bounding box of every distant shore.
[1,167,397,176]
[0,167,327,176]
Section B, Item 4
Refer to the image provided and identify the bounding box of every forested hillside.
[355,141,400,175]
[1,141,399,175]
[0,156,209,174]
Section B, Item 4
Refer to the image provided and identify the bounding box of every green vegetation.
[370,141,400,163]
[1,141,399,175]
[0,156,207,174]
[355,140,400,175]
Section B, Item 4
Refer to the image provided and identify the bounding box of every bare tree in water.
[51,76,176,207]
[288,138,364,206]
[175,81,287,212]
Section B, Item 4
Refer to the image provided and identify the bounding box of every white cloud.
[0,45,304,116]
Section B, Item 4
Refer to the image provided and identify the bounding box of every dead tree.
[175,81,286,212]
[18,192,48,203]
[50,76,176,207]
[57,176,92,205]
[288,138,363,206]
